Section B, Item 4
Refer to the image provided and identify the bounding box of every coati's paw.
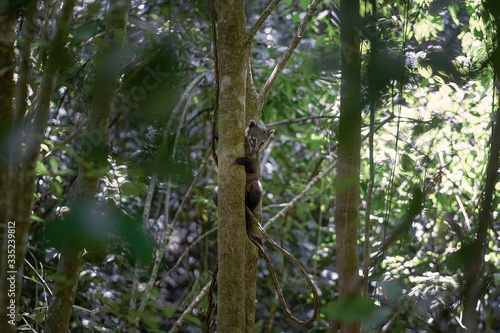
[235,157,252,165]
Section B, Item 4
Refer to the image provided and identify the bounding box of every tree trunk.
[462,3,500,330]
[0,9,16,333]
[44,1,130,331]
[216,0,249,331]
[335,0,362,332]
[0,1,76,331]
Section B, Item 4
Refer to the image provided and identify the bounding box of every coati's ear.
[269,129,275,136]
[249,120,257,127]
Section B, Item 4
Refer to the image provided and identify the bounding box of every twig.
[137,94,199,314]
[247,0,282,42]
[248,207,319,326]
[21,316,37,332]
[363,100,376,295]
[205,261,218,333]
[264,160,335,230]
[42,122,86,162]
[24,258,53,296]
[267,115,335,127]
[168,281,212,333]
[129,174,157,320]
[136,154,210,313]
[159,226,217,284]
[259,0,321,104]
[210,0,219,166]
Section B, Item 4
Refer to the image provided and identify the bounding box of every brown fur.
[213,120,274,211]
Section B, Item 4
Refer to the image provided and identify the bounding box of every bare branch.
[167,281,212,333]
[264,160,335,230]
[159,226,217,284]
[24,258,52,296]
[210,0,219,166]
[247,0,282,42]
[267,115,335,127]
[259,0,321,105]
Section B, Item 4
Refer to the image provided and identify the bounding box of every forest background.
[0,0,499,332]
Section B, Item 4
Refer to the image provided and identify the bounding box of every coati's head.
[245,120,275,160]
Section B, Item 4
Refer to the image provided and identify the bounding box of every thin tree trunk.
[14,1,37,120]
[44,1,130,331]
[335,0,362,332]
[1,1,76,332]
[0,9,16,333]
[462,4,500,329]
[462,64,500,333]
[462,88,500,332]
[216,0,249,331]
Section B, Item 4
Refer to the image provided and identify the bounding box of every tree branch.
[267,115,334,127]
[247,0,282,42]
[259,0,321,105]
[167,281,212,333]
[159,226,217,284]
[264,159,335,230]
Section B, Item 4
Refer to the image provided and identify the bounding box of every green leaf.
[51,179,64,199]
[447,242,477,272]
[183,314,204,328]
[322,297,379,322]
[300,0,311,11]
[86,1,102,16]
[162,305,176,317]
[49,158,58,172]
[449,4,460,26]
[36,161,50,176]
[418,65,433,79]
[31,215,46,223]
[401,154,414,172]
[121,182,140,196]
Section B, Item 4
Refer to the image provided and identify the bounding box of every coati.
[213,119,275,212]
[236,119,275,210]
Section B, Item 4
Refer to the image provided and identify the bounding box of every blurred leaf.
[300,0,311,11]
[46,202,153,263]
[120,182,142,196]
[36,161,50,176]
[446,242,478,272]
[49,158,58,172]
[401,154,415,172]
[31,215,45,223]
[322,297,379,322]
[50,179,63,199]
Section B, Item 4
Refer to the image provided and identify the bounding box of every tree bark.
[216,1,249,331]
[44,1,130,331]
[335,0,362,332]
[0,9,16,333]
[462,88,500,333]
[0,1,76,332]
[462,3,500,330]
[462,47,500,333]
